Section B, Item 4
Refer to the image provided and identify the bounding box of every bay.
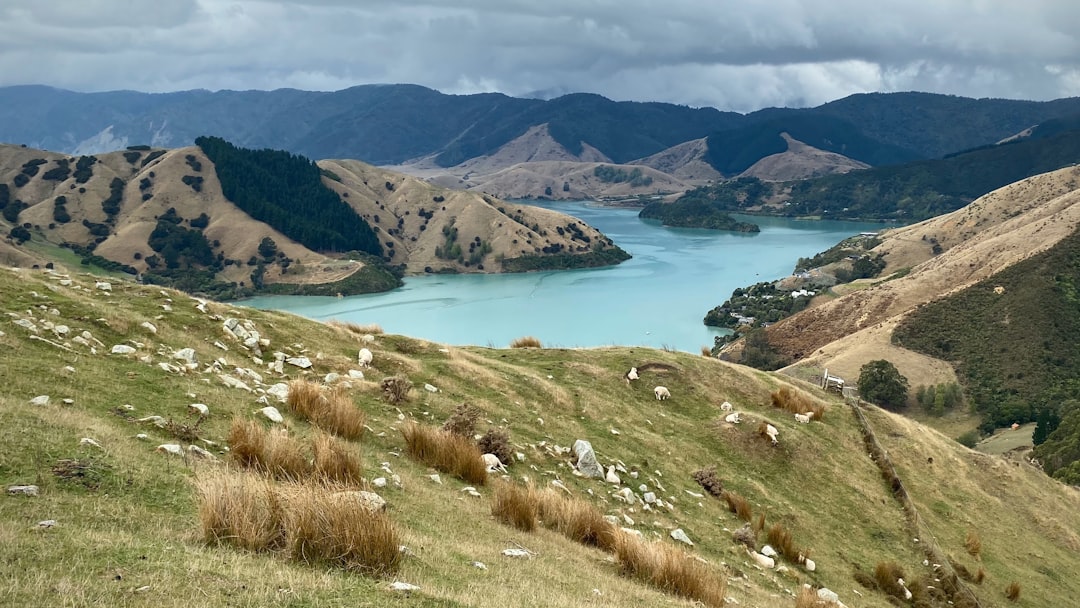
[240,201,885,352]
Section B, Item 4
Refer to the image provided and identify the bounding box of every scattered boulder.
[258,406,284,423]
[373,477,388,488]
[79,438,103,449]
[501,549,531,558]
[423,383,438,393]
[388,582,420,593]
[36,519,57,529]
[286,356,312,369]
[173,348,197,364]
[140,321,157,334]
[761,545,778,558]
[13,319,37,332]
[156,444,184,456]
[29,395,50,406]
[188,403,209,416]
[347,369,365,379]
[670,528,694,546]
[572,439,605,479]
[94,281,112,291]
[110,344,136,355]
[218,375,252,391]
[187,445,216,460]
[605,466,621,484]
[817,588,840,603]
[324,372,341,384]
[333,490,387,512]
[7,485,39,496]
[266,383,289,402]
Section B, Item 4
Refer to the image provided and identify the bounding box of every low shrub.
[380,375,412,404]
[401,422,487,485]
[477,427,513,468]
[873,561,908,600]
[692,466,724,497]
[442,402,481,437]
[614,532,727,607]
[509,335,542,348]
[965,529,982,558]
[491,481,537,531]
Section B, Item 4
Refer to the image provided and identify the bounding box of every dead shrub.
[227,418,311,480]
[163,415,205,443]
[477,427,513,467]
[286,485,402,576]
[1004,581,1020,601]
[491,481,537,531]
[874,561,908,600]
[380,375,412,404]
[700,346,712,357]
[731,523,756,549]
[795,586,840,607]
[195,471,287,551]
[442,402,481,437]
[535,489,618,551]
[766,523,801,562]
[965,529,982,558]
[509,335,542,348]
[614,532,727,607]
[312,433,363,485]
[401,422,487,485]
[692,466,724,497]
[771,386,826,421]
[722,490,753,522]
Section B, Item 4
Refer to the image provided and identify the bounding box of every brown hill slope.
[631,137,724,183]
[739,134,870,181]
[768,165,1080,384]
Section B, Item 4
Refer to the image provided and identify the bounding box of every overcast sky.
[2,0,1078,112]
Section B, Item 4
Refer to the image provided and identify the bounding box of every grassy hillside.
[1,265,1078,607]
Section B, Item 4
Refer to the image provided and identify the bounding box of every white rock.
[258,406,284,423]
[670,528,694,546]
[95,281,112,291]
[471,561,487,570]
[347,369,365,379]
[219,375,252,391]
[13,318,37,332]
[621,527,643,538]
[62,398,74,405]
[156,444,184,457]
[429,474,442,484]
[158,362,180,374]
[361,334,375,343]
[515,451,525,462]
[29,395,50,406]
[79,438,103,449]
[188,403,209,416]
[286,356,312,369]
[388,582,420,593]
[423,383,438,393]
[266,383,289,402]
[572,439,605,479]
[643,492,657,504]
[334,490,387,511]
[36,519,57,528]
[324,372,341,384]
[174,348,197,364]
[135,433,149,441]
[7,485,39,496]
[685,490,704,499]
[187,445,216,460]
[761,545,777,558]
[213,341,228,351]
[53,324,70,336]
[605,466,621,484]
[139,322,157,334]
[501,549,531,558]
[111,344,136,355]
[817,588,840,603]
[138,415,166,427]
[373,477,388,488]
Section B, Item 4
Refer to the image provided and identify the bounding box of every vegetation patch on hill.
[498,244,631,272]
[639,195,760,232]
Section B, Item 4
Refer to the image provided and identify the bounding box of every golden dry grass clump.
[614,532,727,608]
[401,422,488,485]
[327,320,384,336]
[766,523,804,563]
[312,432,364,485]
[965,529,982,558]
[509,335,542,348]
[721,490,753,522]
[286,379,366,440]
[1005,581,1021,601]
[227,418,312,480]
[195,471,286,551]
[535,489,619,552]
[873,561,908,600]
[771,386,826,421]
[491,481,538,532]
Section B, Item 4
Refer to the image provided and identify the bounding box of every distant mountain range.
[4,84,1080,177]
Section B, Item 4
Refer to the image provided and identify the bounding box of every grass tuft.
[286,378,325,420]
[327,320,384,335]
[614,532,727,607]
[722,489,753,522]
[700,346,712,357]
[286,380,366,440]
[965,529,982,558]
[401,422,487,485]
[286,485,402,575]
[873,561,908,600]
[1005,581,1021,601]
[312,432,364,485]
[795,586,840,607]
[535,489,619,551]
[509,335,542,348]
[227,418,311,480]
[491,481,537,531]
[771,386,826,420]
[195,470,287,551]
[766,522,802,562]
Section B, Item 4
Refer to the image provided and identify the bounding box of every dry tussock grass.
[509,335,542,348]
[327,320,384,335]
[227,418,311,480]
[401,422,487,485]
[312,432,363,485]
[965,529,982,558]
[771,386,826,421]
[700,346,712,357]
[766,523,803,562]
[286,380,366,440]
[195,471,287,551]
[614,532,727,607]
[721,490,753,522]
[874,561,908,600]
[1005,581,1020,601]
[286,485,401,575]
[491,481,537,531]
[535,489,618,551]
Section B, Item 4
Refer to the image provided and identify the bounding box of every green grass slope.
[1,266,1078,607]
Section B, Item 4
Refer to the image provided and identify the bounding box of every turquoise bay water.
[240,202,884,352]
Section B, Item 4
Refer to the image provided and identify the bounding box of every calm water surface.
[241,202,884,352]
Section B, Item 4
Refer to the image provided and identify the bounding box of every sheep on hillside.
[358,347,373,367]
[724,412,742,424]
[481,453,507,473]
[624,367,639,385]
[654,386,671,400]
[794,412,811,424]
[747,548,775,569]
[764,423,779,445]
[720,401,734,412]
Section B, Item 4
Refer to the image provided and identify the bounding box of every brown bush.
[692,466,724,497]
[478,427,513,467]
[974,567,985,584]
[286,485,401,575]
[401,422,487,485]
[227,418,311,480]
[312,433,363,485]
[442,402,481,437]
[965,529,982,558]
[614,532,727,607]
[700,346,712,357]
[874,561,908,600]
[195,471,287,551]
[766,523,801,562]
[795,586,840,607]
[509,335,542,348]
[722,490,753,522]
[771,386,826,421]
[380,375,412,404]
[1004,581,1020,601]
[491,481,537,531]
[731,523,756,549]
[535,489,618,552]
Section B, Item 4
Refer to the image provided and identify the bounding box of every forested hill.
[679,127,1080,221]
[4,84,1080,170]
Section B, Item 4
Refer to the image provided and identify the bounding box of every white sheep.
[720,401,733,412]
[765,423,779,445]
[724,412,742,424]
[358,347,373,367]
[747,548,775,569]
[481,453,507,473]
[654,386,671,400]
[794,412,811,424]
[625,367,639,385]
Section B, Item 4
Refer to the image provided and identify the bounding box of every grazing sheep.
[654,386,671,400]
[747,548,775,569]
[358,347,373,367]
[724,412,742,424]
[720,401,734,412]
[794,412,811,424]
[764,424,779,445]
[624,367,639,385]
[481,453,507,473]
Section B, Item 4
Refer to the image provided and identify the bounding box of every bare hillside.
[769,165,1080,384]
[739,134,869,181]
[631,138,724,183]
